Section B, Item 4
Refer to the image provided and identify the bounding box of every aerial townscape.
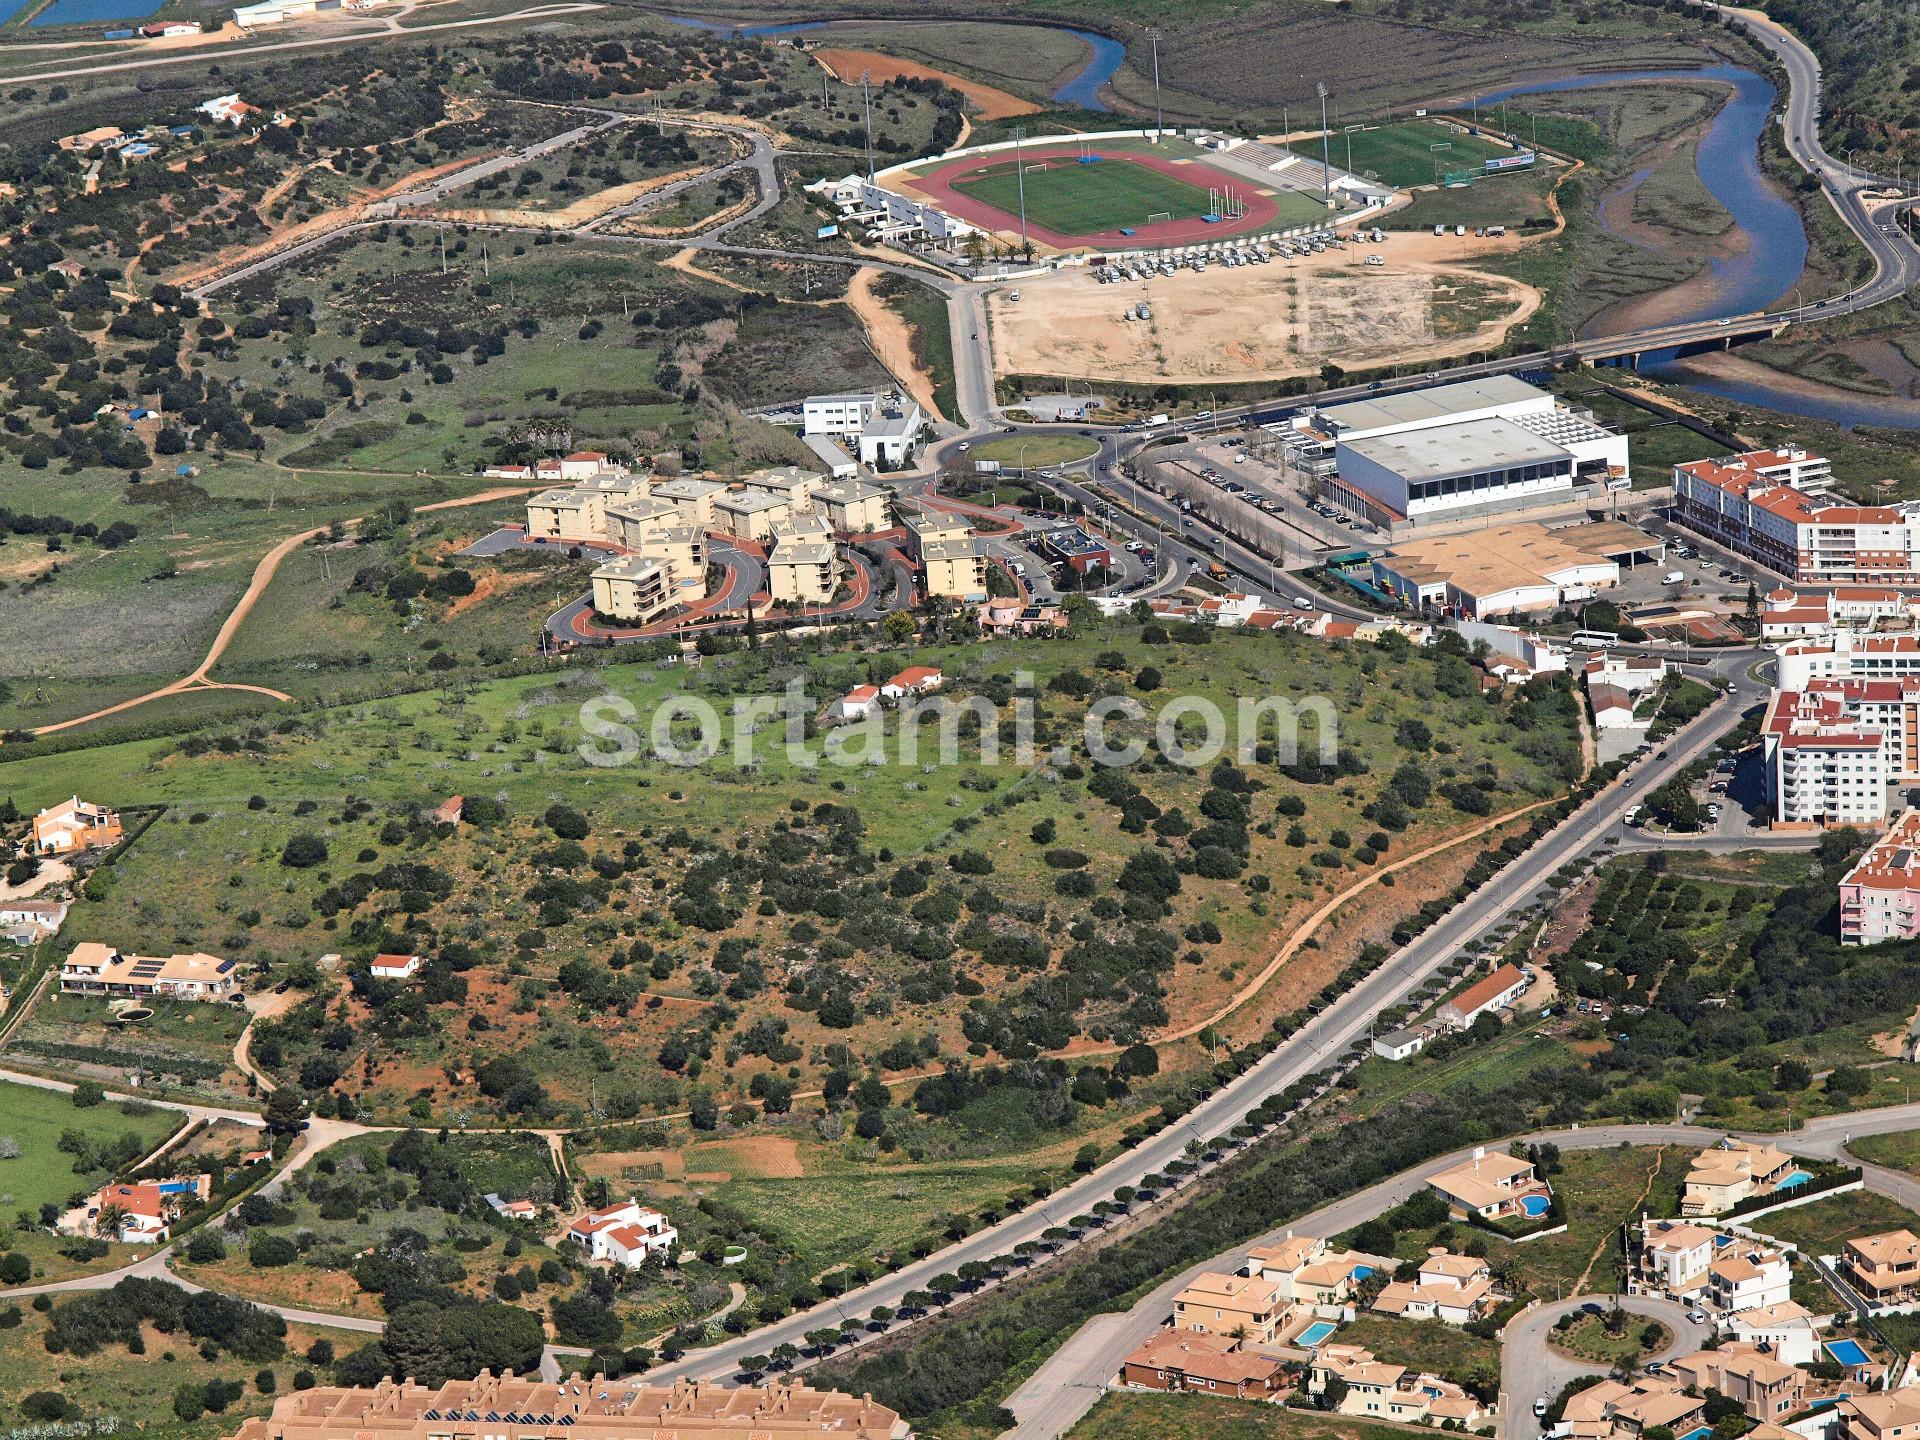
[15,1,1920,1440]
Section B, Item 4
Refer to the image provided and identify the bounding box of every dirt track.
[34,486,534,736]
[990,230,1542,384]
[844,267,947,422]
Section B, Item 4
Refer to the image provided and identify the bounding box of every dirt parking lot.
[989,229,1540,384]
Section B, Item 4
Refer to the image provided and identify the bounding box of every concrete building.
[1371,1249,1498,1325]
[604,497,681,551]
[1842,1228,1920,1307]
[1761,685,1894,829]
[766,524,837,606]
[524,488,607,544]
[802,393,879,438]
[1841,809,1920,945]
[1118,1330,1286,1399]
[1666,1345,1805,1425]
[815,478,892,535]
[904,512,989,602]
[1306,1346,1491,1427]
[1837,1389,1920,1440]
[223,1375,910,1440]
[1371,521,1654,618]
[61,941,238,1001]
[1371,1024,1435,1062]
[739,465,822,513]
[651,478,726,531]
[802,434,860,479]
[713,489,793,544]
[1759,585,1920,642]
[1725,1301,1820,1367]
[1778,632,1920,690]
[591,556,677,626]
[1299,376,1627,528]
[857,403,923,468]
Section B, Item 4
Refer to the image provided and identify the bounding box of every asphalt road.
[1504,1294,1706,1440]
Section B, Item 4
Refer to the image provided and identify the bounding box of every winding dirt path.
[845,267,948,423]
[33,486,534,737]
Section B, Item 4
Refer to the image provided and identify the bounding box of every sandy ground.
[0,857,71,901]
[845,266,947,422]
[435,161,717,230]
[991,230,1540,384]
[810,47,1038,122]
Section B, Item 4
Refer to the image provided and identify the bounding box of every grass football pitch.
[952,156,1219,235]
[1328,121,1513,188]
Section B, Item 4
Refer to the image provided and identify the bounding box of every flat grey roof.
[865,414,918,438]
[1314,375,1547,434]
[803,434,857,469]
[1340,416,1570,483]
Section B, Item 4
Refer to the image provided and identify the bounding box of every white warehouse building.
[1302,377,1629,531]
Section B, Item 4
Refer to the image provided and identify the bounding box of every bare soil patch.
[845,267,947,422]
[811,47,1039,122]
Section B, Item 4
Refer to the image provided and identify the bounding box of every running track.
[902,146,1284,250]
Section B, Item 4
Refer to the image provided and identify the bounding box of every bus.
[1571,629,1620,649]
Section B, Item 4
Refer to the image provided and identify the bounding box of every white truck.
[973,460,1003,474]
[1146,412,1170,427]
[1662,569,1687,586]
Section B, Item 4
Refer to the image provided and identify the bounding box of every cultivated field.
[990,231,1539,383]
[0,1078,183,1216]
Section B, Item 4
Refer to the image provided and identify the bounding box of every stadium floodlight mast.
[1146,26,1164,142]
[1317,82,1332,203]
[861,72,876,181]
[1014,127,1029,254]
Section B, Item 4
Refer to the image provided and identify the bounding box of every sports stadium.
[883,132,1364,253]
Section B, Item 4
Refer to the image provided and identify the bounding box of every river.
[1472,66,1920,430]
[656,14,1126,111]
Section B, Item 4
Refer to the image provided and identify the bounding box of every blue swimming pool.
[1678,1427,1713,1440]
[1827,1340,1872,1368]
[1297,1321,1338,1346]
[1520,1194,1551,1218]
[1350,1264,1374,1281]
[1778,1170,1814,1189]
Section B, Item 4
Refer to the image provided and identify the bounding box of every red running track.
[902,147,1284,250]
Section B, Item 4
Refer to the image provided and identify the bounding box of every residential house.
[1171,1271,1284,1343]
[1636,1219,1719,1296]
[197,93,260,126]
[1118,1330,1287,1399]
[1436,964,1529,1030]
[1682,1137,1798,1216]
[370,953,424,982]
[32,796,124,855]
[558,451,621,482]
[1708,1241,1793,1315]
[75,1174,211,1243]
[1307,1345,1491,1427]
[1585,653,1670,694]
[1561,1376,1706,1440]
[1842,1229,1920,1307]
[1668,1343,1806,1423]
[829,685,880,722]
[61,941,238,1001]
[1425,1147,1550,1221]
[1589,683,1641,730]
[1839,1390,1920,1440]
[1244,1234,1376,1307]
[224,1375,911,1440]
[0,897,69,944]
[1725,1300,1820,1367]
[484,1193,543,1222]
[427,797,463,826]
[880,667,943,701]
[975,599,1068,636]
[1371,1024,1435,1062]
[566,1199,678,1269]
[482,463,535,481]
[1371,1248,1499,1325]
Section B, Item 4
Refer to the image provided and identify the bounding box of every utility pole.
[1318,83,1332,204]
[1146,26,1164,142]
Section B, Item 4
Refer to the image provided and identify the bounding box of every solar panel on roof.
[216,959,236,972]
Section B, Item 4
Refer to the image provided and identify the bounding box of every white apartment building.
[1762,686,1891,829]
[1777,632,1920,690]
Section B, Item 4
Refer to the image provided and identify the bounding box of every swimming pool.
[1297,1321,1338,1347]
[1519,1194,1551,1218]
[1678,1427,1713,1440]
[1350,1264,1374,1281]
[1778,1170,1814,1189]
[1827,1340,1872,1368]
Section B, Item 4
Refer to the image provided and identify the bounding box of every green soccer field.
[1327,121,1517,189]
[951,156,1218,235]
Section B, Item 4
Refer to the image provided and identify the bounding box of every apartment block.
[1762,686,1895,828]
[590,556,676,626]
[1841,809,1920,945]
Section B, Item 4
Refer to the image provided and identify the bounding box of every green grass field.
[1328,120,1517,189]
[0,1078,183,1214]
[953,155,1218,235]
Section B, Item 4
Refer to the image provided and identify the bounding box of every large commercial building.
[1370,520,1656,618]
[224,1375,911,1440]
[1671,448,1920,585]
[1300,377,1629,529]
[1839,809,1920,946]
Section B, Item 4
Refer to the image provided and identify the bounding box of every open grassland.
[1849,1131,1920,1174]
[0,1078,183,1215]
[1068,1388,1456,1440]
[1748,1191,1920,1257]
[0,623,1581,1125]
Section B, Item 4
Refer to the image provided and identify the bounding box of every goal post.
[1146,210,1173,226]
